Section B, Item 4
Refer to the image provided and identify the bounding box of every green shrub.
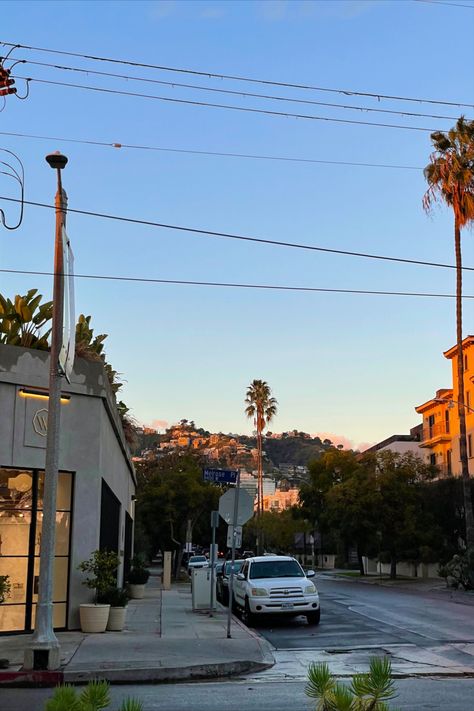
[98,587,129,607]
[44,680,143,711]
[78,551,120,602]
[306,656,397,710]
[0,575,11,604]
[438,548,474,590]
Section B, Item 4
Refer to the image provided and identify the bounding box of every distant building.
[263,488,299,512]
[361,425,422,456]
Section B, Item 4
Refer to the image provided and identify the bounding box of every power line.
[414,0,474,8]
[0,129,422,171]
[1,267,471,300]
[1,194,472,273]
[7,58,465,122]
[2,40,473,109]
[11,75,437,132]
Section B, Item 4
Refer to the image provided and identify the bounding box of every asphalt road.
[3,678,474,710]
[249,575,474,661]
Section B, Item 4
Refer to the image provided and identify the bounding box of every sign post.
[209,510,219,615]
[226,470,240,639]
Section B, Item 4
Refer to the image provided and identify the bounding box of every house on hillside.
[0,345,135,634]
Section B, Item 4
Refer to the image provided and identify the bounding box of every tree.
[244,379,278,553]
[424,116,474,553]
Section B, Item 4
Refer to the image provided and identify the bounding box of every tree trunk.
[256,416,263,555]
[454,219,474,552]
[390,556,397,580]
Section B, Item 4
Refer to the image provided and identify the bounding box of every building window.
[430,454,436,466]
[447,450,452,476]
[467,392,471,411]
[445,410,450,433]
[469,435,472,458]
[0,468,73,634]
[465,354,469,372]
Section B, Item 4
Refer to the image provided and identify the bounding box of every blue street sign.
[203,468,238,484]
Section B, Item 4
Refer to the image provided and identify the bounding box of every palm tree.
[245,379,278,552]
[424,116,474,551]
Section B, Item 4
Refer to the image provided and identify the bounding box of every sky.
[1,0,474,449]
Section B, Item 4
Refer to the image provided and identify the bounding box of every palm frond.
[44,685,81,711]
[79,679,110,710]
[351,656,396,703]
[118,699,144,711]
[305,661,336,699]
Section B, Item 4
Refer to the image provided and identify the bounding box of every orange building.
[416,335,474,477]
[262,488,300,512]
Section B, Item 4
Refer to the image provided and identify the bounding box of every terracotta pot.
[128,583,145,599]
[107,606,127,631]
[79,604,110,633]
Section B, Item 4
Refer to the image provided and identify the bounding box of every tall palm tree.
[245,380,278,552]
[424,116,474,551]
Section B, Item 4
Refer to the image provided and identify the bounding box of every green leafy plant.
[0,289,53,349]
[306,656,397,710]
[78,551,120,603]
[0,575,11,604]
[127,555,150,585]
[44,680,143,711]
[99,587,129,607]
[439,548,474,590]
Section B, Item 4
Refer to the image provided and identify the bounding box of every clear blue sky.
[1,0,474,448]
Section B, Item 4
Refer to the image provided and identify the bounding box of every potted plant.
[77,550,119,633]
[127,555,150,599]
[101,587,129,631]
[0,575,11,604]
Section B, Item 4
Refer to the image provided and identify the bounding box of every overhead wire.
[0,267,471,300]
[0,129,422,171]
[10,74,438,132]
[0,194,473,273]
[3,58,466,122]
[2,40,473,108]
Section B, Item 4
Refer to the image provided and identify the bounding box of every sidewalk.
[0,572,274,687]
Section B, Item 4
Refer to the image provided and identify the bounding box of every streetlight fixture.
[24,152,68,671]
[434,397,474,414]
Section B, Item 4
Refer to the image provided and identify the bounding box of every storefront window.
[0,468,73,633]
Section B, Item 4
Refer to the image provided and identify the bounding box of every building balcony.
[420,422,451,447]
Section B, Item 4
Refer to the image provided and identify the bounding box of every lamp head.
[45,151,68,170]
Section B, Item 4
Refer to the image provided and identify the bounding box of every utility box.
[191,567,216,610]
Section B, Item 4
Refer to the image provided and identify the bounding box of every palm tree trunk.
[454,219,474,551]
[257,417,263,555]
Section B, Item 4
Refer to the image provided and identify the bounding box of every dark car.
[216,559,244,606]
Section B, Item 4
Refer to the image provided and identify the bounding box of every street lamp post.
[24,152,68,671]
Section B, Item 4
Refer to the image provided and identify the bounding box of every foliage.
[99,587,130,607]
[127,556,150,585]
[439,548,474,590]
[246,508,302,553]
[0,575,11,604]
[44,680,143,711]
[305,656,397,710]
[135,453,222,563]
[78,550,120,602]
[0,289,52,349]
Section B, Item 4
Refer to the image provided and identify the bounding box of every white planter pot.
[107,606,127,631]
[128,583,145,599]
[79,604,110,633]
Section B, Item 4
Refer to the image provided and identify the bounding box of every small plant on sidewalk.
[44,680,143,711]
[78,550,120,602]
[305,656,397,710]
[127,555,150,585]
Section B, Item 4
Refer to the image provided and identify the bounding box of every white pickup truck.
[232,555,320,625]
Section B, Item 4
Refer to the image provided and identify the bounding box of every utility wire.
[0,129,422,171]
[414,0,474,8]
[11,75,437,132]
[1,194,473,273]
[0,267,471,300]
[6,58,465,122]
[2,40,473,108]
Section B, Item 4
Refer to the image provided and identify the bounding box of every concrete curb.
[0,658,272,687]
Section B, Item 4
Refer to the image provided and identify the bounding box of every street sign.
[226,525,242,548]
[210,510,220,528]
[203,468,238,484]
[218,488,254,526]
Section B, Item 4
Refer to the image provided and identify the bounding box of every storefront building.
[0,344,135,633]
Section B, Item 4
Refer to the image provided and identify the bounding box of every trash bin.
[191,567,216,610]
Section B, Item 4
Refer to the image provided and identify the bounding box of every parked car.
[187,555,208,576]
[232,555,320,625]
[216,559,244,605]
[241,550,255,559]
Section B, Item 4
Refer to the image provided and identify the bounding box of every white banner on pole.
[59,227,75,383]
